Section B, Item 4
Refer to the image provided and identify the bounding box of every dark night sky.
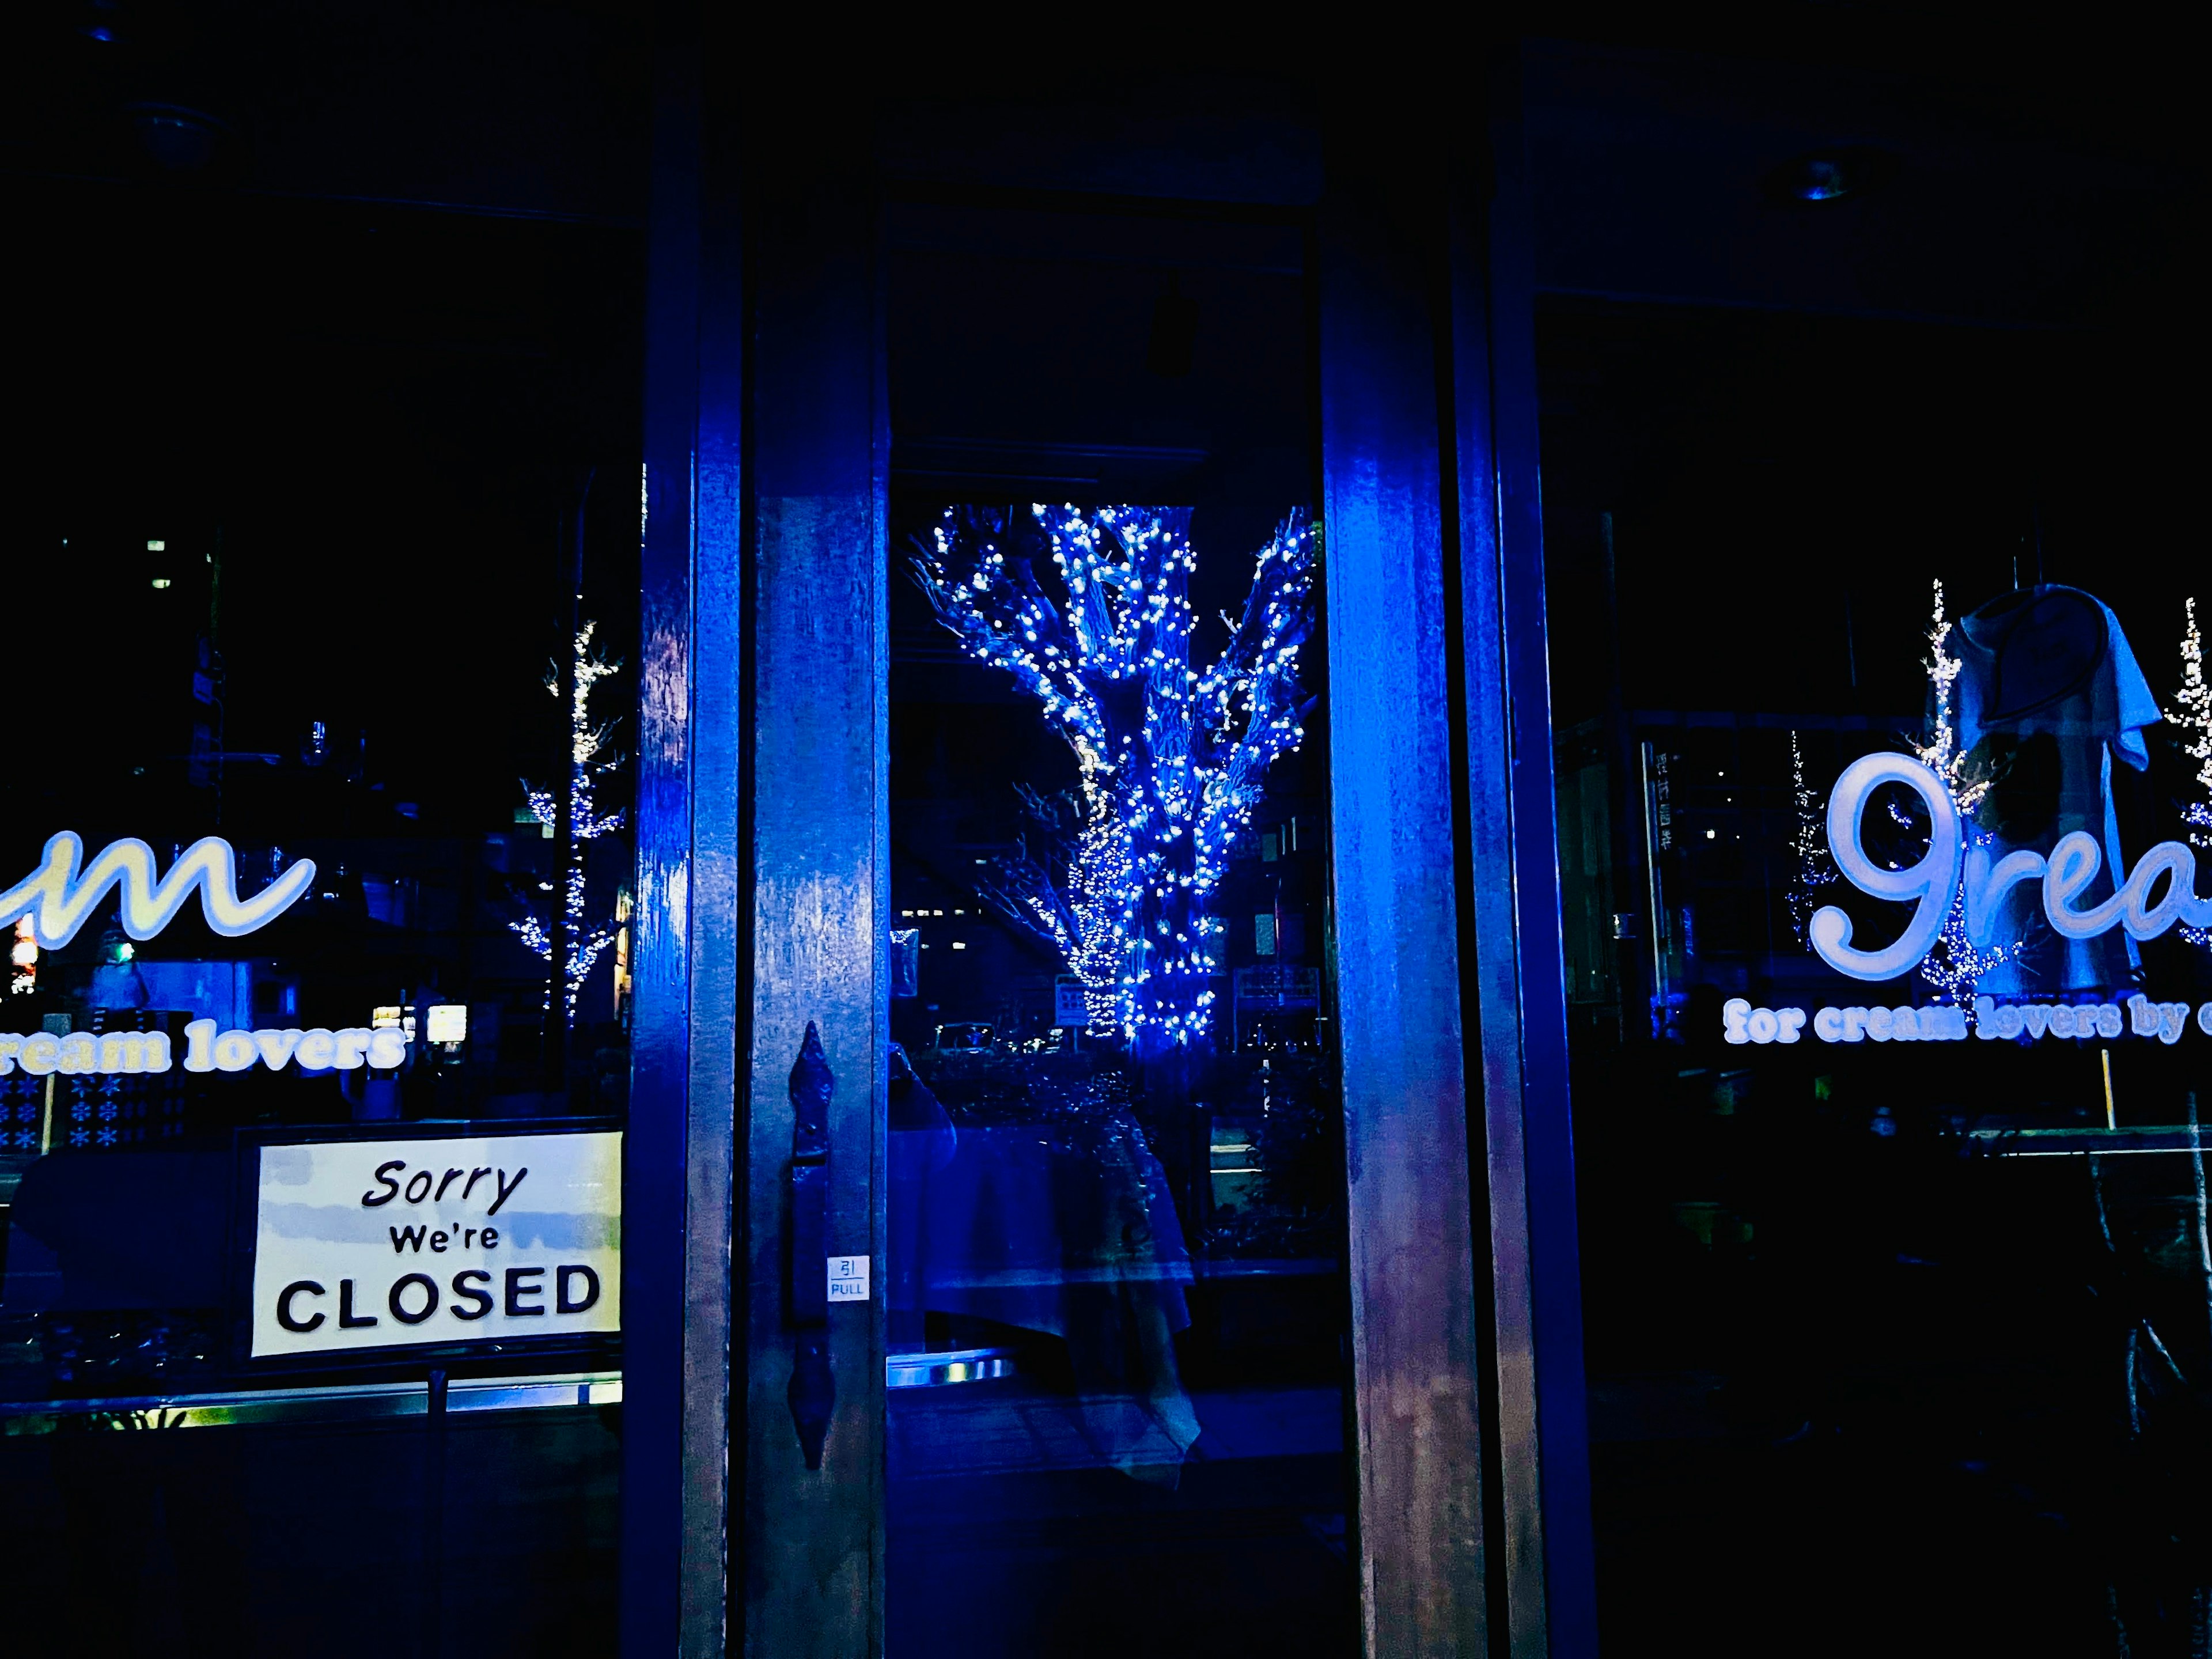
[2,180,645,866]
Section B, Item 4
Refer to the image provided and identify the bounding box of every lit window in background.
[146,539,165,551]
[10,917,36,995]
[425,1004,468,1044]
[150,578,172,590]
[614,888,634,1007]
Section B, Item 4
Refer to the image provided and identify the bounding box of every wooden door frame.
[621,2,744,1654]
[620,29,1597,1659]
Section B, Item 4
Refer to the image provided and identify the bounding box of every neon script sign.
[1810,753,2212,982]
[0,832,315,948]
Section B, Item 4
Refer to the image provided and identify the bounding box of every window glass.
[884,201,1357,1657]
[1545,300,2212,1651]
[0,181,639,1653]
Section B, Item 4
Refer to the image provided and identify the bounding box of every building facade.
[1,12,2200,1657]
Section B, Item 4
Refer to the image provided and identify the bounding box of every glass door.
[881,199,1355,1657]
[725,66,1501,1659]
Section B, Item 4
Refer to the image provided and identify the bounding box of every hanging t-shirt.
[1954,584,2161,993]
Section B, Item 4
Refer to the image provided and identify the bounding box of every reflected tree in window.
[915,504,1316,1055]
[2169,596,2212,946]
[1914,579,2013,1002]
[512,621,625,1022]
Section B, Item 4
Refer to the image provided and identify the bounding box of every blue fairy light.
[914,503,1319,1050]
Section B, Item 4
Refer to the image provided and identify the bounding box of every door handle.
[786,1022,834,1469]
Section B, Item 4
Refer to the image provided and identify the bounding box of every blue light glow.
[509,622,625,1021]
[0,832,315,948]
[915,504,1317,1051]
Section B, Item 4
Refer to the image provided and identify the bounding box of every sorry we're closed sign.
[249,1130,622,1358]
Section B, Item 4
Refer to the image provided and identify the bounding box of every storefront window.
[883,200,1357,1656]
[1,180,639,1652]
[1545,300,2212,1650]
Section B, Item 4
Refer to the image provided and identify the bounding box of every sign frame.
[225,1116,623,1382]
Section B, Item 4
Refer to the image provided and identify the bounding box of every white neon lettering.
[0,832,315,949]
[18,1020,387,1079]
[1969,998,2146,1043]
[254,1029,304,1071]
[1775,1007,1806,1043]
[2045,834,2123,940]
[2119,842,2198,940]
[0,1028,426,1078]
[97,1031,171,1073]
[1811,754,1960,981]
[1722,998,1752,1043]
[1812,1003,1965,1042]
[1815,754,2212,979]
[1964,844,2046,948]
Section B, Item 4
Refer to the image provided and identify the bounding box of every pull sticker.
[827,1256,870,1303]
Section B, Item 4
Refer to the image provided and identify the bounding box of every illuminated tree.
[1785,730,1836,945]
[1913,579,2011,1002]
[512,621,624,1022]
[965,782,1089,959]
[915,504,1317,1054]
[2169,597,2212,945]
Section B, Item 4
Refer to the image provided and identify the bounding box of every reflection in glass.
[886,202,1354,1658]
[1546,301,2212,1653]
[0,183,640,1653]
